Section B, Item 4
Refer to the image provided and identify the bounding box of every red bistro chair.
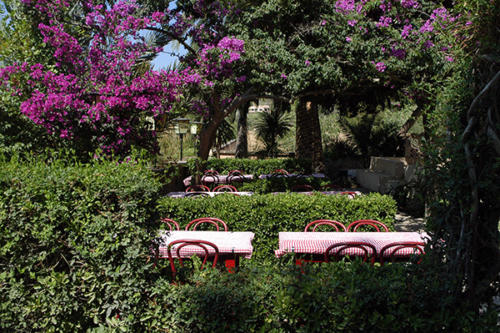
[185,184,211,192]
[167,239,219,279]
[185,217,228,231]
[347,219,389,232]
[379,242,425,265]
[324,242,377,264]
[304,219,347,232]
[161,218,180,231]
[228,169,243,176]
[228,169,245,183]
[271,169,289,176]
[339,191,358,198]
[213,184,238,192]
[291,184,314,192]
[203,169,219,176]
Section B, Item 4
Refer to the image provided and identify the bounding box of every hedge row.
[1,155,496,331]
[157,193,397,261]
[0,154,162,331]
[143,260,498,332]
[186,157,312,175]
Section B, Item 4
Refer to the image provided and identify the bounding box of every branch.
[144,27,197,55]
[466,70,500,119]
[398,105,424,137]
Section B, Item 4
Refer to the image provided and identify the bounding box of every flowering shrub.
[0,0,244,157]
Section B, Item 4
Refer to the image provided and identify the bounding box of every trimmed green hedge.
[186,157,312,175]
[0,154,162,331]
[157,193,397,261]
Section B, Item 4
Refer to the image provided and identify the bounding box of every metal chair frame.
[161,218,180,231]
[185,217,229,231]
[379,242,425,265]
[339,191,358,198]
[324,242,377,264]
[347,219,389,232]
[304,219,347,232]
[213,184,238,192]
[167,239,219,279]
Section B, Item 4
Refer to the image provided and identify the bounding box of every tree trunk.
[198,110,225,160]
[235,102,249,158]
[295,98,324,171]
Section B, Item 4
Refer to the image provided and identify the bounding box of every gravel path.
[393,212,425,232]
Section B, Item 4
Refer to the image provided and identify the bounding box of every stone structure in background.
[356,157,417,194]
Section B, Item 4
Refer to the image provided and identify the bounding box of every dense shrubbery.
[145,259,498,332]
[0,153,162,330]
[186,157,312,176]
[157,193,397,261]
[1,155,497,331]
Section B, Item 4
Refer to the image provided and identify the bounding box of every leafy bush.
[157,193,397,261]
[142,259,498,332]
[186,157,312,176]
[0,153,162,331]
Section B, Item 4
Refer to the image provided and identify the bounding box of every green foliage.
[254,107,293,157]
[0,153,162,331]
[143,259,498,332]
[157,193,397,262]
[186,157,312,175]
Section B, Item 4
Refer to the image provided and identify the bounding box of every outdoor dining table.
[271,190,362,196]
[183,174,254,186]
[158,231,255,272]
[258,173,327,180]
[167,191,254,198]
[274,232,429,263]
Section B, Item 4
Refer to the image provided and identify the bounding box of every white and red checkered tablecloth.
[183,174,254,186]
[158,231,255,259]
[274,232,429,258]
[258,173,326,180]
[167,191,254,198]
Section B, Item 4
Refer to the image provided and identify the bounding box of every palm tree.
[254,104,293,157]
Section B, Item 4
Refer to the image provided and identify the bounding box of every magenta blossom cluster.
[3,0,244,156]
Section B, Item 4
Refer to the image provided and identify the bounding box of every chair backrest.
[185,217,228,231]
[161,218,180,231]
[379,242,425,265]
[304,219,347,232]
[272,169,289,176]
[167,239,219,278]
[201,174,220,187]
[291,184,314,192]
[213,184,238,192]
[347,219,389,232]
[185,185,211,192]
[324,242,377,264]
[228,169,243,176]
[227,173,245,183]
[339,191,358,198]
[203,169,219,176]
